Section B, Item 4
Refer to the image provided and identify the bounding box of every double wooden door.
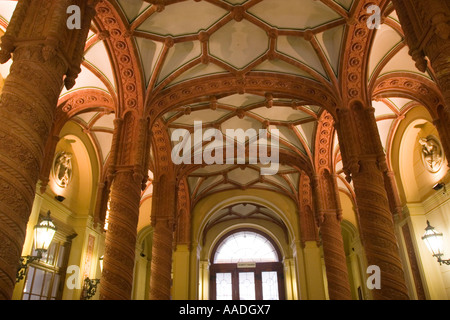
[210,262,285,300]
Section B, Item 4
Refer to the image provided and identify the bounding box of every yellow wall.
[391,105,450,299]
[13,120,105,300]
[138,197,152,234]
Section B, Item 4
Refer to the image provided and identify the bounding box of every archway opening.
[209,229,285,300]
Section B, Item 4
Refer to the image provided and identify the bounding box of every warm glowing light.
[104,197,111,231]
[33,211,57,252]
[422,221,444,258]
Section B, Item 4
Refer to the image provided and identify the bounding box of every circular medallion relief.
[418,135,444,173]
[52,151,73,188]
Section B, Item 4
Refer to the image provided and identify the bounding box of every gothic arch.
[146,73,338,125]
[372,73,445,120]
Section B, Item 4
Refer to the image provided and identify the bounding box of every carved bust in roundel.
[419,135,444,173]
[52,151,73,188]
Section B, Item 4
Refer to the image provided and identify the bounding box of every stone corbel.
[410,49,428,73]
[376,155,389,173]
[0,35,15,64]
[344,159,360,182]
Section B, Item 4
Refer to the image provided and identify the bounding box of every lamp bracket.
[16,251,43,283]
[82,277,101,300]
[437,256,450,265]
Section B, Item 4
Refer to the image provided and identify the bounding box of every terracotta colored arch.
[94,0,145,117]
[174,152,311,208]
[298,171,319,246]
[372,73,445,119]
[174,178,191,246]
[314,110,336,172]
[55,89,116,133]
[150,117,173,174]
[39,89,116,194]
[146,73,338,125]
[339,0,391,106]
[175,146,314,182]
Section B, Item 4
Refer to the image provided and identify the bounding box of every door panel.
[261,271,279,300]
[238,272,256,300]
[215,273,233,300]
[210,262,284,300]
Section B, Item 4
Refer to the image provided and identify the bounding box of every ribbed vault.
[0,0,443,225]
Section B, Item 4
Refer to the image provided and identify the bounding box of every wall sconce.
[432,182,445,191]
[421,221,450,265]
[16,211,57,282]
[432,182,447,196]
[82,256,103,300]
[55,195,65,202]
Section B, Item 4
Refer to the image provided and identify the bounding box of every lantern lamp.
[422,221,449,265]
[16,211,57,282]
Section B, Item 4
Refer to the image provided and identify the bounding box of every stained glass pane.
[41,271,52,298]
[262,271,279,300]
[51,274,60,298]
[31,268,45,295]
[57,246,66,268]
[239,272,255,300]
[46,242,57,265]
[23,267,35,294]
[216,273,232,300]
[214,231,278,263]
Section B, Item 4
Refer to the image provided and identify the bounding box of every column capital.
[151,215,175,229]
[0,0,98,90]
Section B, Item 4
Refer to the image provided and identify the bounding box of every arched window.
[214,230,279,264]
[210,229,284,300]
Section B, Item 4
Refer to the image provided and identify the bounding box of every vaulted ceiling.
[0,0,438,208]
[121,0,348,90]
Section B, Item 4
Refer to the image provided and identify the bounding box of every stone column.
[290,240,306,300]
[384,171,404,219]
[99,169,142,300]
[392,0,450,164]
[335,103,410,300]
[198,260,210,300]
[0,0,98,300]
[312,172,352,300]
[282,257,298,300]
[149,174,177,300]
[99,113,149,300]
